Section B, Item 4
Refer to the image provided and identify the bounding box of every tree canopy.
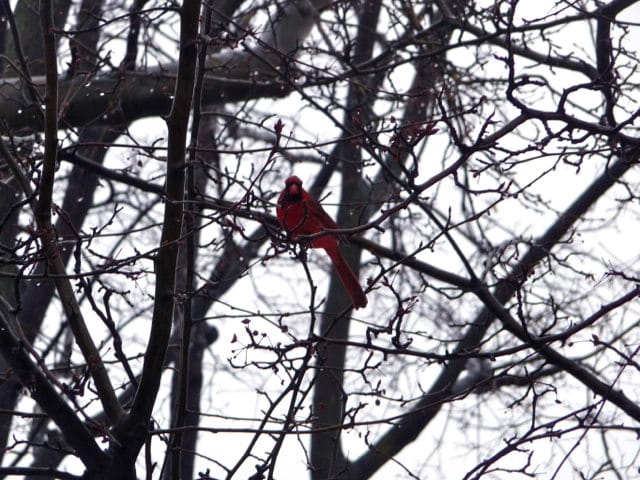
[0,0,639,478]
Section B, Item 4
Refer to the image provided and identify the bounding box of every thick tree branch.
[310,1,383,478]
[118,0,202,456]
[0,69,290,132]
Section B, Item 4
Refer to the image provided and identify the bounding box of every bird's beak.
[288,183,299,196]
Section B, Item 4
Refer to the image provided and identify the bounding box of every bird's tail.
[324,244,368,309]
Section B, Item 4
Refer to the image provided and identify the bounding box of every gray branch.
[0,69,290,132]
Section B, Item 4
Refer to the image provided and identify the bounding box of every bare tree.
[0,0,639,478]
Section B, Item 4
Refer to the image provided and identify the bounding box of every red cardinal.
[277,176,367,309]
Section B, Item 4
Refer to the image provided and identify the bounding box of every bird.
[276,175,367,309]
